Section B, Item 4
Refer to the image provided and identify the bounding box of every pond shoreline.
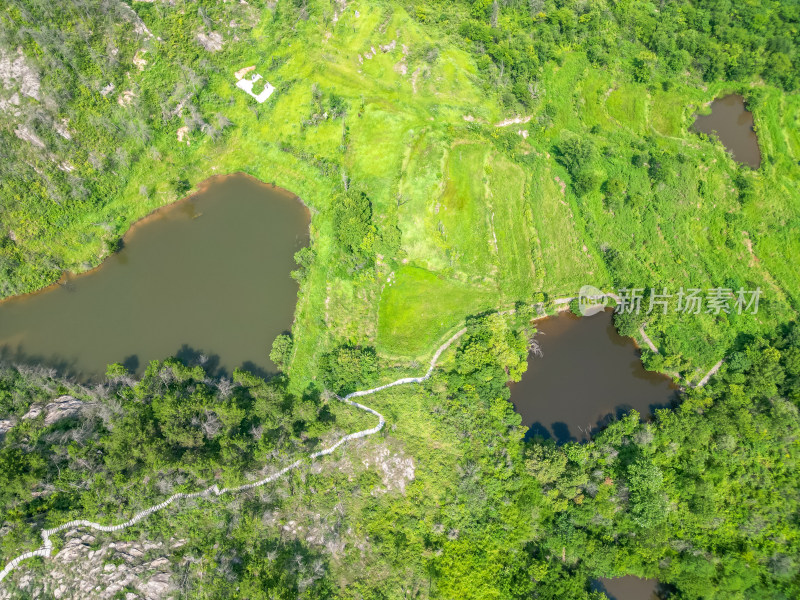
[0,173,310,308]
[0,174,310,380]
[692,93,762,168]
[510,308,680,443]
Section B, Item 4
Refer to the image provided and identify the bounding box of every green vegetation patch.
[437,142,495,277]
[377,265,495,358]
[606,84,648,134]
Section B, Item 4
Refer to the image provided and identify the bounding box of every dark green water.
[0,173,309,381]
[692,93,762,168]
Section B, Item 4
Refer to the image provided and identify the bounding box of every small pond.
[592,577,664,600]
[509,310,678,443]
[0,173,310,381]
[692,93,762,168]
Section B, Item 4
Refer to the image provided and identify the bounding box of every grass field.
[607,84,648,134]
[2,0,798,384]
[377,266,495,358]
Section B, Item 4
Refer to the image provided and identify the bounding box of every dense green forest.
[1,0,799,597]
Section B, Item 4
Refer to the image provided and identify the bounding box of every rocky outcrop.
[196,31,223,52]
[0,531,182,600]
[2,396,86,436]
[361,445,415,494]
[22,396,86,427]
[0,47,40,101]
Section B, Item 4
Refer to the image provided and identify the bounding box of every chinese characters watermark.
[615,286,762,315]
[578,286,762,316]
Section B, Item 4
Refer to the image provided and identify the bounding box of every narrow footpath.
[0,300,725,585]
[0,328,468,585]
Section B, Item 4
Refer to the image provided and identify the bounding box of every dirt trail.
[638,325,659,354]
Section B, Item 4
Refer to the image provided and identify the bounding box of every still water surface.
[692,93,762,168]
[0,173,309,381]
[592,577,663,600]
[510,310,678,443]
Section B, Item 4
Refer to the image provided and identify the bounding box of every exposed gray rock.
[14,125,45,149]
[196,31,223,52]
[100,83,115,97]
[0,47,40,100]
[21,396,87,427]
[0,531,180,600]
[0,92,20,114]
[54,118,72,139]
[21,404,43,420]
[369,446,415,494]
[42,396,84,426]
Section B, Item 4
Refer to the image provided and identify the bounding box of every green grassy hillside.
[2,0,798,385]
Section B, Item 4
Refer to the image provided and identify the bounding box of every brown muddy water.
[509,310,678,443]
[692,93,762,168]
[592,577,665,600]
[0,173,309,381]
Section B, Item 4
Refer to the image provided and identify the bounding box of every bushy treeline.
[0,359,336,559]
[443,0,799,112]
[403,312,800,598]
[2,315,800,598]
[331,188,402,274]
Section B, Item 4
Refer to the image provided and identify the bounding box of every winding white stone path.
[696,359,724,388]
[0,327,468,586]
[0,305,727,585]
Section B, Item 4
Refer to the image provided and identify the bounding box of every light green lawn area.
[607,84,648,134]
[650,89,689,136]
[381,145,543,360]
[487,154,537,300]
[756,88,792,161]
[782,94,800,160]
[525,158,602,295]
[580,72,613,129]
[347,106,417,208]
[537,53,588,140]
[377,266,495,358]
[396,131,449,272]
[437,143,496,280]
[746,88,800,309]
[435,48,486,114]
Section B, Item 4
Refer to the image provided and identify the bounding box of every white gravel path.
[0,303,726,584]
[0,328,467,585]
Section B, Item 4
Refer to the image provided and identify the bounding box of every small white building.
[235,72,275,103]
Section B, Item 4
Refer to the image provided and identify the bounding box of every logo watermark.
[577,285,610,316]
[575,286,762,316]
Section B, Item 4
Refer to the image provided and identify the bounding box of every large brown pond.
[592,577,665,600]
[509,310,678,443]
[692,93,762,168]
[0,173,309,381]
